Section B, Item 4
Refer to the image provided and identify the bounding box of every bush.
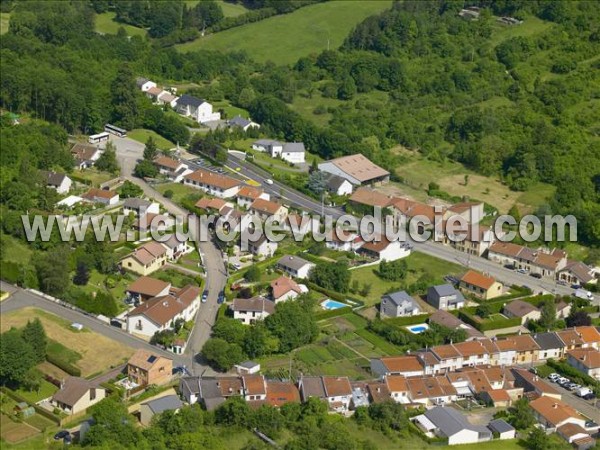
[46,353,81,377]
[163,189,174,199]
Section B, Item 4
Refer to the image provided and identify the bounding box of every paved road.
[224,153,575,298]
[547,379,600,421]
[108,136,227,375]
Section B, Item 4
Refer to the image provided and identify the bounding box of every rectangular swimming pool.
[405,323,429,334]
[321,299,349,310]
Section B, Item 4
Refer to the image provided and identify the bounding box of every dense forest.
[0,0,599,248]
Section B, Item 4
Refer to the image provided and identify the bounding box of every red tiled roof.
[461,270,497,290]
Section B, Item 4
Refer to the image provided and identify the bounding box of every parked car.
[202,290,209,303]
[529,273,542,279]
[583,393,596,400]
[516,268,529,274]
[54,431,70,441]
[265,178,274,185]
[504,264,516,270]
[548,373,560,381]
[217,290,225,304]
[557,377,570,386]
[571,284,582,289]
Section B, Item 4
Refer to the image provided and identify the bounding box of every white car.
[265,178,274,185]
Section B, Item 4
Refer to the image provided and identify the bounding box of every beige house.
[121,241,168,276]
[503,300,541,325]
[127,349,173,387]
[459,270,503,300]
[248,198,288,222]
[51,377,106,415]
[567,348,600,380]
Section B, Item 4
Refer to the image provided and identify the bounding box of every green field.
[156,182,202,204]
[0,12,9,34]
[176,1,393,64]
[128,129,175,151]
[95,12,147,37]
[350,252,463,306]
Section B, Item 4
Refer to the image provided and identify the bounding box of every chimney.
[552,403,558,409]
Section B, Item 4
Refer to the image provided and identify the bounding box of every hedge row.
[304,281,364,307]
[546,359,600,395]
[315,306,352,321]
[46,353,81,377]
[69,174,92,186]
[384,313,432,327]
[1,387,61,425]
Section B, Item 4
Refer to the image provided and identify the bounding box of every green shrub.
[46,353,81,377]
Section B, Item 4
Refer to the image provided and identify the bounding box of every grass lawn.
[176,1,393,64]
[0,307,134,377]
[1,233,34,266]
[213,101,249,120]
[75,168,115,187]
[79,270,135,310]
[128,129,175,151]
[393,151,555,214]
[155,182,202,204]
[14,380,58,404]
[488,15,554,46]
[23,414,55,433]
[350,252,463,306]
[94,12,147,37]
[0,12,9,35]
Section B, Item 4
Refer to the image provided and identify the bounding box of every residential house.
[51,377,106,415]
[444,202,484,224]
[358,237,411,262]
[126,276,171,303]
[428,310,484,341]
[71,143,102,169]
[145,86,165,103]
[370,355,425,378]
[487,243,568,278]
[324,172,353,196]
[242,375,267,402]
[83,188,119,206]
[556,328,586,352]
[380,290,421,318]
[175,95,220,123]
[350,384,371,409]
[127,349,173,386]
[325,229,363,253]
[126,285,200,338]
[120,241,168,276]
[566,348,600,380]
[157,91,178,108]
[426,284,465,311]
[247,235,278,258]
[443,224,498,257]
[123,198,160,216]
[511,368,561,400]
[236,185,269,209]
[318,154,390,186]
[228,115,260,132]
[487,419,516,440]
[347,187,393,211]
[557,423,595,449]
[507,334,541,364]
[183,169,241,198]
[366,382,392,404]
[194,197,229,214]
[533,332,566,361]
[251,139,304,164]
[248,198,288,222]
[277,255,315,279]
[136,77,157,92]
[413,406,492,445]
[179,376,242,410]
[161,234,190,261]
[265,381,300,408]
[234,361,261,375]
[298,376,353,412]
[556,300,572,319]
[154,156,191,182]
[459,270,503,300]
[231,296,275,325]
[270,276,305,303]
[503,300,541,325]
[140,395,183,426]
[529,396,586,429]
[384,376,410,404]
[557,260,597,286]
[252,139,281,153]
[575,325,600,349]
[42,171,72,194]
[179,376,208,405]
[406,377,458,406]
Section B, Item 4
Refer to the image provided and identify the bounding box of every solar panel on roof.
[147,355,157,363]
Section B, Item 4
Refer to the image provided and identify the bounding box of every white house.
[83,188,119,206]
[529,396,587,430]
[126,285,200,337]
[236,185,269,209]
[248,235,278,258]
[123,198,160,216]
[154,156,192,182]
[298,376,353,413]
[183,169,241,198]
[51,377,106,415]
[231,296,275,325]
[276,255,315,279]
[380,291,421,318]
[71,143,102,170]
[413,406,492,445]
[242,375,267,402]
[228,115,260,132]
[160,234,191,261]
[324,173,353,196]
[487,419,516,440]
[234,361,261,375]
[566,348,600,380]
[251,139,305,164]
[270,276,306,303]
[43,171,72,194]
[136,77,157,92]
[157,91,179,108]
[175,94,220,123]
[358,238,411,262]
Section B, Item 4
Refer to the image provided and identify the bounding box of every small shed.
[235,361,260,375]
[487,419,516,440]
[14,402,35,418]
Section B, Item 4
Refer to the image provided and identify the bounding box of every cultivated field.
[0,308,134,377]
[0,415,40,444]
[176,1,393,64]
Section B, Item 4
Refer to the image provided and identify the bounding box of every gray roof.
[136,77,150,88]
[179,376,201,398]
[504,299,539,317]
[42,171,69,187]
[162,234,185,249]
[177,94,205,108]
[428,310,484,339]
[532,332,564,350]
[299,376,325,399]
[324,173,349,191]
[237,360,259,369]
[123,198,151,209]
[254,139,282,147]
[142,395,183,414]
[277,255,313,271]
[229,116,252,128]
[425,406,492,438]
[488,419,515,434]
[382,291,418,308]
[430,284,461,297]
[282,142,305,153]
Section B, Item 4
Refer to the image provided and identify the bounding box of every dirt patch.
[1,307,134,377]
[1,414,40,444]
[357,306,378,321]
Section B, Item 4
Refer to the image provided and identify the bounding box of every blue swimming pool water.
[405,324,429,334]
[321,299,349,310]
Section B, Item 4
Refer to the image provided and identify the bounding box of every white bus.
[88,132,110,144]
[104,123,127,137]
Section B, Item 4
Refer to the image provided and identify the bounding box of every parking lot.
[546,372,600,421]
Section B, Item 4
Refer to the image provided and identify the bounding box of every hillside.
[176,0,392,64]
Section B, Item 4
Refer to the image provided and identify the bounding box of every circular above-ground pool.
[405,323,429,334]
